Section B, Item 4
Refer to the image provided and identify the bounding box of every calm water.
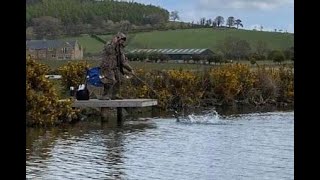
[26,110,294,180]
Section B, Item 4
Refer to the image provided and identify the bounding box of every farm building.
[128,48,214,60]
[26,39,83,60]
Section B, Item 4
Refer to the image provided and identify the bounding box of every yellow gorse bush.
[166,69,204,107]
[116,64,293,109]
[208,64,256,103]
[58,61,90,90]
[27,58,79,126]
[121,69,206,109]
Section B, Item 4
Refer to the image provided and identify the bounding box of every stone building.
[26,39,83,60]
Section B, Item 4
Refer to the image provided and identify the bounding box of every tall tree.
[143,13,166,25]
[170,10,179,21]
[212,21,217,27]
[226,16,235,28]
[259,25,263,31]
[234,19,243,29]
[206,18,212,27]
[255,40,269,57]
[200,17,206,26]
[32,16,62,39]
[214,16,224,27]
[216,36,251,60]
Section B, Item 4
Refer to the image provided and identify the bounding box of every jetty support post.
[117,107,123,124]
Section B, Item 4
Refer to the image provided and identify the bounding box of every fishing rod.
[130,73,160,98]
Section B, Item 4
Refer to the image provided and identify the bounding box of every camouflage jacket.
[100,41,133,73]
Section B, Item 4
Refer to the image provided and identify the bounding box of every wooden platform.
[72,99,157,108]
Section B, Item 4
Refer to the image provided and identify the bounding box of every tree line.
[196,16,243,29]
[169,11,243,29]
[26,0,169,38]
[126,37,294,64]
[26,0,250,40]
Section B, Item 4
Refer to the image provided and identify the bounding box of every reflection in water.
[26,120,156,179]
[27,110,293,180]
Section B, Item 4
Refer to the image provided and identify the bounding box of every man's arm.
[121,54,134,73]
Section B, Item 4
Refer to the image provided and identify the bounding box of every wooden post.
[117,107,123,124]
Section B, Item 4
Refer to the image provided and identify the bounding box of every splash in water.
[174,110,229,125]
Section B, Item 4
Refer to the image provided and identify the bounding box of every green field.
[123,28,294,51]
[60,34,106,54]
[60,28,293,55]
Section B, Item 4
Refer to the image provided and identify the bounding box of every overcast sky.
[121,0,294,33]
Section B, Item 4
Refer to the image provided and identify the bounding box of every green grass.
[59,28,293,55]
[59,34,105,54]
[124,28,293,51]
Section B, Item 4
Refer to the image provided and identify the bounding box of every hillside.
[27,0,169,26]
[125,28,293,51]
[61,28,293,55]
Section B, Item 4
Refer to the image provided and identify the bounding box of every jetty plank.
[72,99,157,108]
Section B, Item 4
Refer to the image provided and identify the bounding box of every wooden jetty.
[72,99,158,123]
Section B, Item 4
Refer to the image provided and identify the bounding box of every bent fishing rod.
[129,73,160,98]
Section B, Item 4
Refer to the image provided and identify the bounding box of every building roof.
[129,48,212,55]
[26,40,77,49]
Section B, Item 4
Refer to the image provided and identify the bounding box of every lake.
[26,109,294,179]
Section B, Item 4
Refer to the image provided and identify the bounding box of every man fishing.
[99,32,135,100]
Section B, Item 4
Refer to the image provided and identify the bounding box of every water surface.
[26,110,294,179]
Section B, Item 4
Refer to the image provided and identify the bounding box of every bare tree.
[200,17,206,26]
[206,18,212,27]
[216,36,251,60]
[212,21,217,27]
[260,25,263,31]
[214,16,224,27]
[255,40,269,58]
[170,10,179,21]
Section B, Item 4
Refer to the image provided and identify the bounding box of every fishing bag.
[86,67,104,87]
[76,84,89,100]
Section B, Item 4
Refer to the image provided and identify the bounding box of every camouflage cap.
[116,32,126,40]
